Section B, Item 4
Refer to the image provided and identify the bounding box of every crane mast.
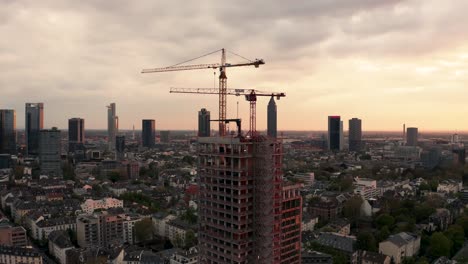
[219,49,227,136]
[141,48,264,136]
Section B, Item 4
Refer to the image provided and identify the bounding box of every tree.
[357,232,377,252]
[429,232,451,258]
[456,216,468,236]
[445,224,464,254]
[108,171,121,183]
[377,225,391,242]
[376,214,395,229]
[184,230,197,249]
[134,218,153,243]
[181,208,197,225]
[343,196,363,220]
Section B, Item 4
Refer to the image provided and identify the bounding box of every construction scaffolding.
[197,135,286,264]
[251,137,283,264]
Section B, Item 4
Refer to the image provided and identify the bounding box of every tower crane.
[169,88,285,136]
[141,49,265,136]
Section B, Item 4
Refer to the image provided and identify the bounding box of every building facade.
[0,110,16,155]
[25,103,44,156]
[406,127,418,146]
[348,118,362,152]
[115,135,125,161]
[198,136,289,264]
[198,109,211,137]
[39,128,62,177]
[107,103,118,151]
[267,97,277,138]
[328,116,341,151]
[142,119,156,147]
[280,183,302,264]
[68,118,84,153]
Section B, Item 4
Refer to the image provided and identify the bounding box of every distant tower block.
[142,120,155,147]
[107,103,118,151]
[406,127,418,146]
[328,116,341,151]
[267,97,277,138]
[349,118,362,152]
[198,108,210,137]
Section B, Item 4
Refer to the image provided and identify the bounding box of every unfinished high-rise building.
[198,133,302,264]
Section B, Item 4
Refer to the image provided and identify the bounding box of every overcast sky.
[1,0,468,131]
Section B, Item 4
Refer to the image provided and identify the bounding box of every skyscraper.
[267,97,277,138]
[39,127,62,177]
[328,116,341,151]
[406,127,418,146]
[198,108,210,137]
[25,103,44,156]
[107,103,118,151]
[198,134,302,263]
[0,110,16,154]
[115,135,125,161]
[349,118,362,152]
[142,119,156,147]
[68,118,85,152]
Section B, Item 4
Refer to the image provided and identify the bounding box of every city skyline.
[2,1,468,131]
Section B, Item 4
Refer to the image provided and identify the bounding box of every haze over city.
[2,0,468,131]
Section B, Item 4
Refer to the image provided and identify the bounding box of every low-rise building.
[0,245,43,264]
[31,217,76,241]
[0,224,27,247]
[379,232,420,264]
[48,230,75,264]
[170,247,198,264]
[360,250,391,264]
[301,251,332,264]
[315,232,358,263]
[80,198,123,214]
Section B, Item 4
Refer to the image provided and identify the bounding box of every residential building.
[68,118,84,153]
[0,110,16,154]
[0,224,27,247]
[280,183,303,264]
[349,118,362,152]
[80,198,123,214]
[31,217,76,240]
[121,214,141,244]
[267,97,277,138]
[25,103,44,156]
[48,230,74,264]
[76,215,99,248]
[406,127,418,146]
[170,247,198,264]
[360,250,391,264]
[301,251,333,264]
[437,180,462,194]
[328,116,341,151]
[142,119,156,147]
[379,232,421,264]
[309,197,342,221]
[39,127,62,177]
[198,108,210,137]
[0,245,43,264]
[107,103,118,151]
[152,213,177,237]
[316,232,358,263]
[76,212,124,248]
